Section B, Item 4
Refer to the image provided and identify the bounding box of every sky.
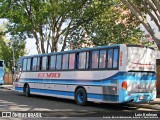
[25,38,37,55]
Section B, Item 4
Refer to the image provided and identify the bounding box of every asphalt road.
[0,88,159,119]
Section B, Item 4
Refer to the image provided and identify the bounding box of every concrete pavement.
[0,85,160,110]
[0,84,13,90]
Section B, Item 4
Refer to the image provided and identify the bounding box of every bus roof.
[20,44,121,59]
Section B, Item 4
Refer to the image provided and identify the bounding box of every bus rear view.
[0,60,4,85]
[119,45,156,103]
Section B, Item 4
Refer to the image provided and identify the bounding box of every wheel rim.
[77,91,84,103]
[26,85,29,95]
[26,87,28,94]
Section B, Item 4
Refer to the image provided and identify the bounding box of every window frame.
[91,50,100,69]
[20,46,119,72]
[32,57,38,71]
[62,54,69,70]
[68,53,76,70]
[26,58,31,71]
[22,58,27,71]
[99,49,107,69]
[113,48,119,69]
[89,47,119,70]
[50,55,57,70]
[41,56,48,71]
[106,47,119,70]
[36,57,40,71]
[56,54,62,70]
[77,51,90,70]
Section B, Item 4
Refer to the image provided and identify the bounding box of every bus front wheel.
[25,84,30,97]
[75,88,87,105]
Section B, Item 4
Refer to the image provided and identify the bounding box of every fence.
[4,73,13,85]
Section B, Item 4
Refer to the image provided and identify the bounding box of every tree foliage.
[0,0,100,53]
[65,0,143,49]
[122,0,160,50]
[0,0,143,53]
[0,24,25,72]
[85,1,142,46]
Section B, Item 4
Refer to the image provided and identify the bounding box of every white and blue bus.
[0,60,5,85]
[13,44,156,105]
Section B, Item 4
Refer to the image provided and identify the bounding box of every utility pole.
[8,41,15,67]
[12,42,15,67]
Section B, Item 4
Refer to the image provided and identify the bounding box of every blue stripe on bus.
[19,72,156,85]
[31,88,74,96]
[14,87,118,101]
[15,87,23,91]
[19,79,104,85]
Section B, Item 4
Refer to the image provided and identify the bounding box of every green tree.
[0,0,144,52]
[122,0,160,50]
[88,4,142,45]
[0,24,25,72]
[68,0,143,48]
[0,0,143,52]
[0,24,12,72]
[0,0,102,53]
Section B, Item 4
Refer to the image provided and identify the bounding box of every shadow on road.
[1,88,158,118]
[17,92,138,111]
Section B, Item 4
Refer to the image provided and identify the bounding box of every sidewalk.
[0,84,13,90]
[131,94,160,110]
[0,85,160,110]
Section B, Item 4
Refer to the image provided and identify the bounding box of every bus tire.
[25,84,30,97]
[75,88,87,105]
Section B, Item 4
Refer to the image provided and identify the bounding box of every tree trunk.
[33,31,41,54]
[122,0,160,50]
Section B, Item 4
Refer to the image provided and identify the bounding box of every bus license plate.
[139,96,144,100]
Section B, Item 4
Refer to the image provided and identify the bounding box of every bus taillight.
[122,81,127,90]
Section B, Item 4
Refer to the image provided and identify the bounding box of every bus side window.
[113,49,119,68]
[50,55,56,70]
[62,54,69,70]
[32,57,37,71]
[69,53,75,70]
[42,56,48,70]
[91,51,99,69]
[37,57,40,71]
[26,58,31,71]
[86,52,90,69]
[99,50,106,69]
[22,59,27,71]
[78,52,86,69]
[78,52,89,69]
[107,49,113,69]
[56,55,62,70]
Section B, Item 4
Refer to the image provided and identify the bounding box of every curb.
[130,102,160,110]
[0,85,13,90]
[132,104,160,110]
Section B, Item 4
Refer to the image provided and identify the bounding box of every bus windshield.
[128,47,155,65]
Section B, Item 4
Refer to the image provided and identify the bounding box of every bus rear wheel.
[75,88,87,105]
[25,84,30,97]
